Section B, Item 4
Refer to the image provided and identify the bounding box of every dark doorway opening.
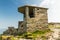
[29,8,34,18]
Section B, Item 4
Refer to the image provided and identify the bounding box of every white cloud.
[39,0,50,8]
[39,0,60,23]
[27,0,60,22]
[29,4,37,6]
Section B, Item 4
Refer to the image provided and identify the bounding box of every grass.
[2,35,19,40]
[19,29,51,39]
[1,30,51,40]
[1,26,52,40]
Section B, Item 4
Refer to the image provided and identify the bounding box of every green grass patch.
[19,29,51,39]
[32,29,50,34]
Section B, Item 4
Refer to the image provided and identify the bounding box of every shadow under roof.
[18,5,48,13]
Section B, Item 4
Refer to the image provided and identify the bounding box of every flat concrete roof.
[18,5,48,13]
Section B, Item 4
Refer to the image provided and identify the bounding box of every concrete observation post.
[18,5,48,33]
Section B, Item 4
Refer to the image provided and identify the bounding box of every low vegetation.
[2,29,52,40]
[18,29,51,39]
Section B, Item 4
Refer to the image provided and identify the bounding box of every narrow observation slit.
[29,8,34,18]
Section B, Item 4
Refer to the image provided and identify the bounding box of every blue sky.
[0,0,43,34]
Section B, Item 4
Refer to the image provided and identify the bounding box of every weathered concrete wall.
[25,8,48,32]
[18,6,48,33]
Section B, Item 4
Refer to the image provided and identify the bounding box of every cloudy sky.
[0,0,60,34]
[40,0,60,23]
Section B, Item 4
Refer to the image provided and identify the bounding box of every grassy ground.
[2,29,52,40]
[2,35,19,40]
[19,29,52,39]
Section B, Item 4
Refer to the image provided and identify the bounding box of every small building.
[18,5,48,33]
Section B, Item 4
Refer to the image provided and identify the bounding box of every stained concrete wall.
[25,8,48,32]
[18,6,48,33]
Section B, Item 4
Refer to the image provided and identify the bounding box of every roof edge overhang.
[18,5,48,14]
